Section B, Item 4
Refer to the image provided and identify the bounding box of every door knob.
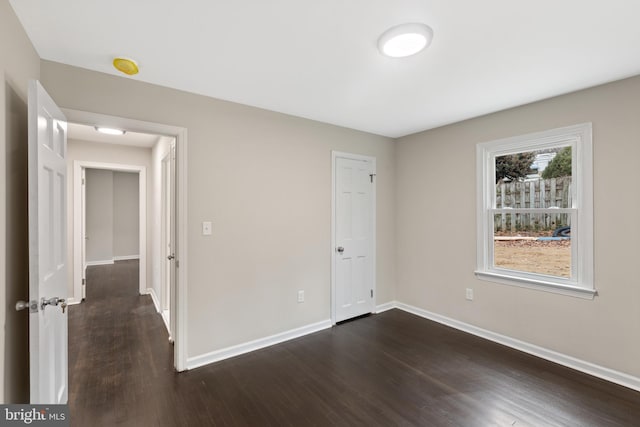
[16,300,38,312]
[336,246,344,254]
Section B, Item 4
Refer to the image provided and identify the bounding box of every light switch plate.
[202,221,212,236]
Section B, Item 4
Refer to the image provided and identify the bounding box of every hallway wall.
[85,169,140,263]
[85,169,114,263]
[113,171,140,258]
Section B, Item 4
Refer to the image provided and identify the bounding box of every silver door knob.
[336,246,344,254]
[16,300,38,313]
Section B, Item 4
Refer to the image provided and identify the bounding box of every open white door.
[168,142,177,342]
[27,80,68,403]
[81,167,86,300]
[161,142,177,341]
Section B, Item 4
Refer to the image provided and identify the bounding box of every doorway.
[64,109,188,371]
[74,162,147,299]
[331,151,376,324]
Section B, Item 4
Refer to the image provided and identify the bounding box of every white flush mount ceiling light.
[95,126,126,136]
[378,23,434,58]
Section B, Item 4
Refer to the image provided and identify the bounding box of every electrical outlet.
[202,221,212,236]
[297,290,305,303]
[465,288,474,301]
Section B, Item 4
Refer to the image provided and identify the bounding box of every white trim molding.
[85,260,114,267]
[145,288,161,313]
[161,310,171,338]
[375,301,396,313]
[113,255,140,261]
[187,320,332,370]
[85,256,140,266]
[382,301,640,393]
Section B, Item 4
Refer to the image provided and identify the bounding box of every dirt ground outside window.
[494,239,571,278]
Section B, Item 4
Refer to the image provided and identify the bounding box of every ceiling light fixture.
[378,23,434,58]
[95,126,127,136]
[113,57,139,75]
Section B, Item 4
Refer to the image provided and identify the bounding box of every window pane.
[495,147,572,208]
[493,213,571,278]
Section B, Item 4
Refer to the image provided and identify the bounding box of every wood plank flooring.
[69,261,640,426]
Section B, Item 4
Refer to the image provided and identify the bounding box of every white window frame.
[475,123,595,299]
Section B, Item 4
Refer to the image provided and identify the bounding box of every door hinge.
[370,289,373,298]
[176,260,180,268]
[82,278,85,285]
[369,173,376,183]
[82,178,85,185]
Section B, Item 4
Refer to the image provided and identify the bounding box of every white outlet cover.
[465,288,474,300]
[202,221,212,236]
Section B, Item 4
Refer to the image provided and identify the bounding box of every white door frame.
[330,151,376,324]
[64,108,189,372]
[74,161,147,297]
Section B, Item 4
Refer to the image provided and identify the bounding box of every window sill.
[474,270,597,300]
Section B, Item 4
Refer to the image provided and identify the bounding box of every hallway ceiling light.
[378,23,433,58]
[95,126,126,136]
[113,57,139,75]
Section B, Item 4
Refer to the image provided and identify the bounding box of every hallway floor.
[68,260,640,426]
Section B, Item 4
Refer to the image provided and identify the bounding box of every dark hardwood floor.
[69,261,640,426]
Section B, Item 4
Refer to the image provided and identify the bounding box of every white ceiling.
[10,0,640,138]
[68,122,159,148]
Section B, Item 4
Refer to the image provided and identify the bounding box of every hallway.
[68,260,175,425]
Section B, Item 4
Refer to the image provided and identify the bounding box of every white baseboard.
[85,259,114,266]
[391,301,640,393]
[187,319,332,370]
[375,301,396,313]
[161,309,171,338]
[85,256,139,267]
[144,288,161,313]
[113,255,140,261]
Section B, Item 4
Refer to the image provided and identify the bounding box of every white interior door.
[333,153,375,323]
[27,80,68,403]
[161,142,176,340]
[168,142,177,342]
[81,167,86,299]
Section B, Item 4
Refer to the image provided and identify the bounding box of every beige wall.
[43,61,397,357]
[85,169,114,262]
[83,169,139,261]
[0,0,40,403]
[66,140,152,299]
[395,76,640,378]
[113,172,140,258]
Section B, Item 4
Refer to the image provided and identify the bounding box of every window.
[476,123,594,298]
